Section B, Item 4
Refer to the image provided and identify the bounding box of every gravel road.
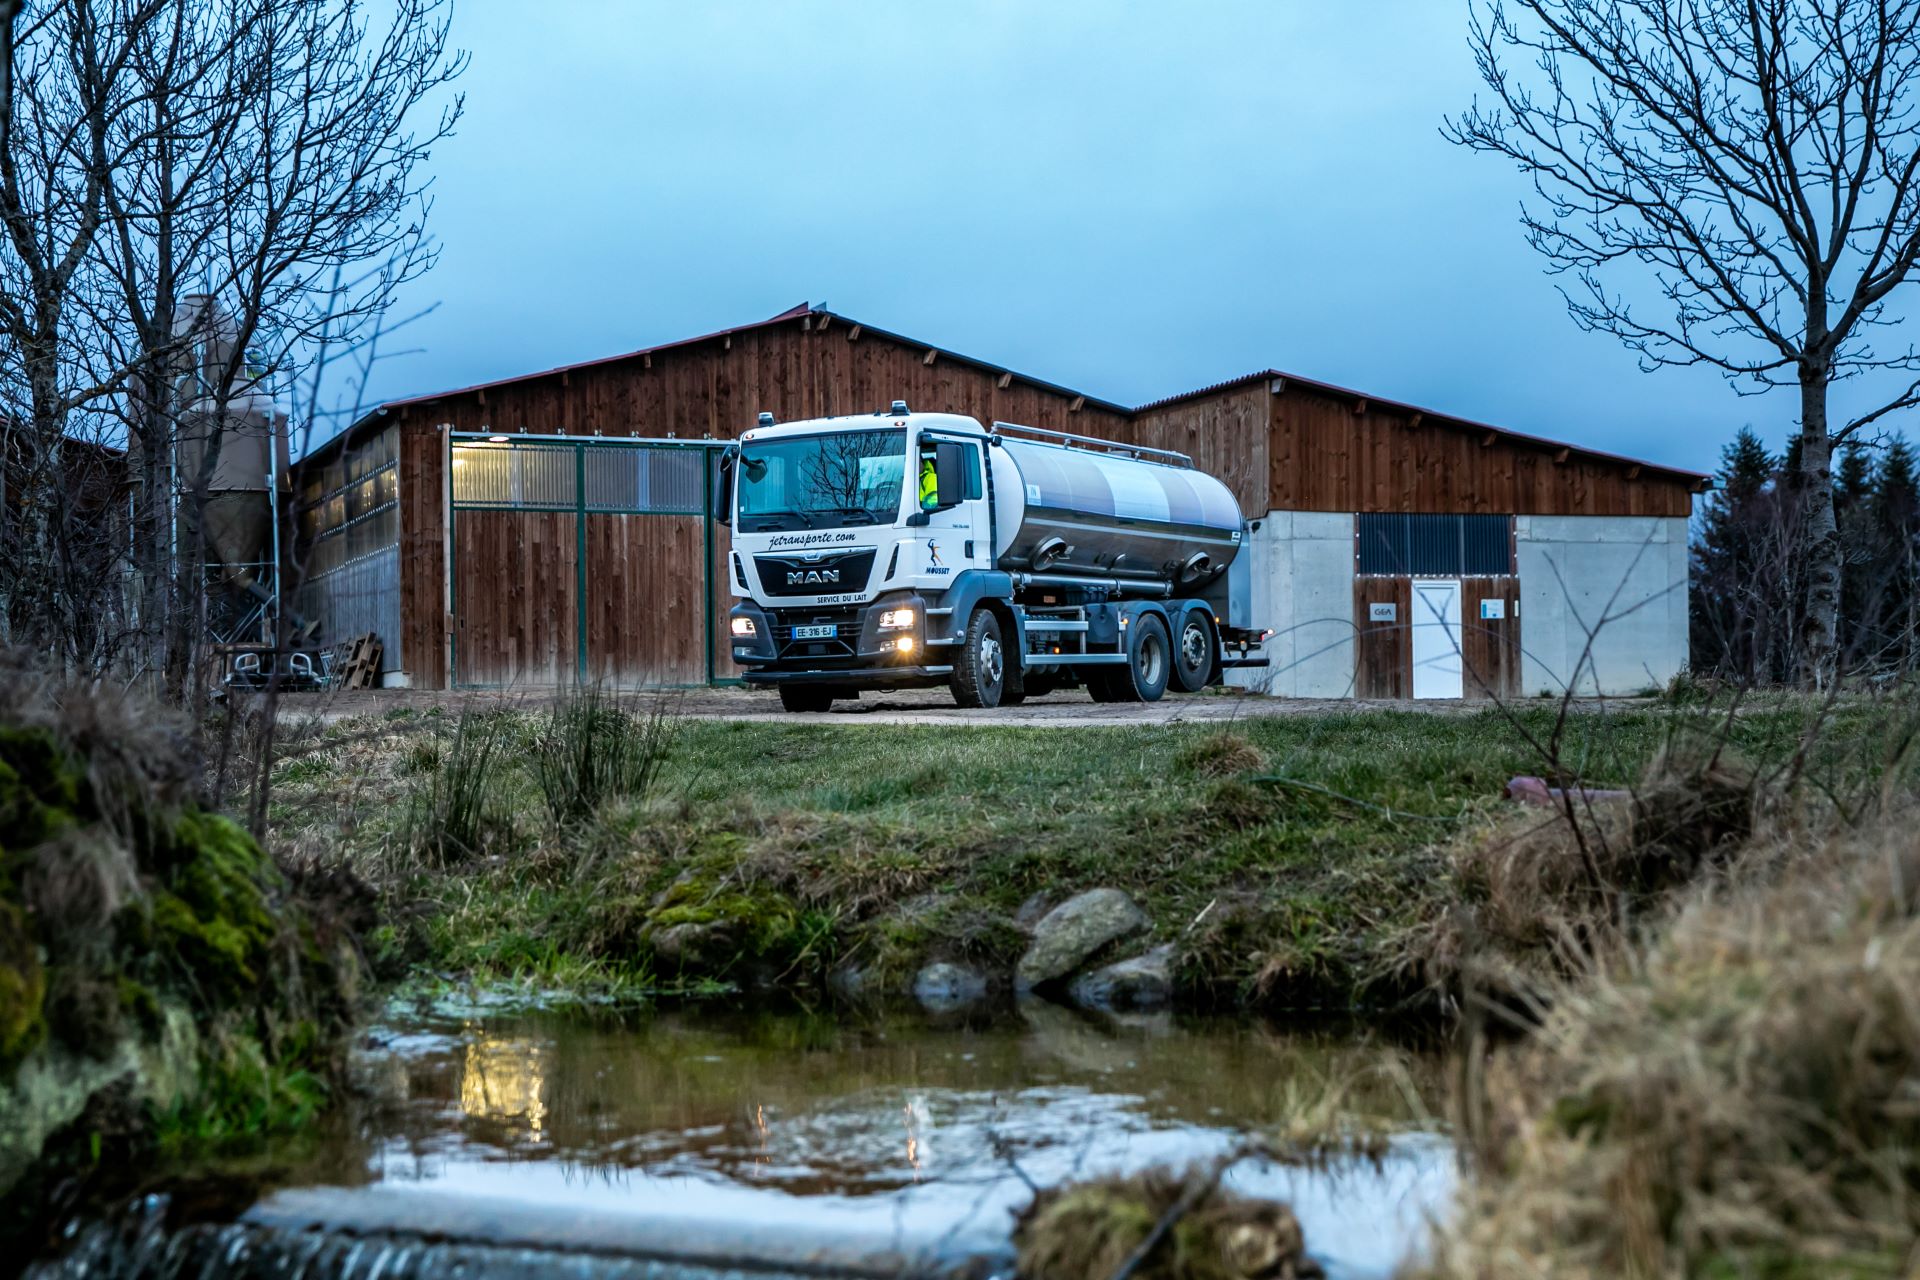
[274,683,1573,728]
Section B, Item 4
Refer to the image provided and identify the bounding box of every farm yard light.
[730,617,757,637]
[878,607,916,629]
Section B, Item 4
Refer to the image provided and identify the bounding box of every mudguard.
[929,570,1018,647]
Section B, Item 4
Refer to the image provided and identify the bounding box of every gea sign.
[786,569,841,586]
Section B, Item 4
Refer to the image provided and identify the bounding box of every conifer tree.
[1693,428,1786,682]
[1872,439,1920,669]
[1836,446,1878,663]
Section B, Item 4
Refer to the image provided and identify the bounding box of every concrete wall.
[1516,515,1689,696]
[1232,511,1357,698]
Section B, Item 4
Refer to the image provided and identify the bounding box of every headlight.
[878,607,916,630]
[895,636,915,653]
[730,617,757,637]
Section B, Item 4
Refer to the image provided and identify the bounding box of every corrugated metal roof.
[318,304,1707,486]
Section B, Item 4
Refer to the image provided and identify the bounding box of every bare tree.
[0,0,165,663]
[1448,0,1920,686]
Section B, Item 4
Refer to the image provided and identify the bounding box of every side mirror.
[933,441,966,511]
[710,445,737,525]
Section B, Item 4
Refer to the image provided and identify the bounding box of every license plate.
[792,624,837,640]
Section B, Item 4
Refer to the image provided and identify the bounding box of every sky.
[348,0,1842,477]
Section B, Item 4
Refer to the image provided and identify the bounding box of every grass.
[268,694,1869,1010]
[1416,805,1920,1279]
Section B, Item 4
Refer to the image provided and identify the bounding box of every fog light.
[730,617,756,637]
[896,636,915,654]
[878,607,916,629]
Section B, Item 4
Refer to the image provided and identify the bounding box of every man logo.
[786,569,841,586]
[927,541,944,567]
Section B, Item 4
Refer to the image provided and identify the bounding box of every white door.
[1411,579,1464,700]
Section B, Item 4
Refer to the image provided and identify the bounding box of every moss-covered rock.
[643,870,832,984]
[142,812,280,1006]
[0,901,46,1070]
[0,674,366,1228]
[0,725,85,860]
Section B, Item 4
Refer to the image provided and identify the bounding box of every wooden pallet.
[332,633,384,690]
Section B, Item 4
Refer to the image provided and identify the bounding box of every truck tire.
[1171,607,1215,694]
[1112,614,1171,702]
[778,685,835,713]
[950,608,1007,708]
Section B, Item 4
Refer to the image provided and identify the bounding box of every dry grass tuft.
[1396,750,1757,1007]
[1177,731,1269,778]
[1418,804,1920,1279]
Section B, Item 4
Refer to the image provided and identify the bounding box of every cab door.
[918,435,990,577]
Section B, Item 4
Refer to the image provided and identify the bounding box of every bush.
[530,686,676,827]
[400,709,511,865]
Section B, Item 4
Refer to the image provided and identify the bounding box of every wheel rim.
[1181,621,1208,673]
[981,633,1004,688]
[1137,632,1165,686]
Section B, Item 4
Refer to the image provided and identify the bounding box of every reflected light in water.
[904,1095,931,1181]
[459,1032,548,1141]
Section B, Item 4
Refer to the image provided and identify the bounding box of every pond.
[32,1000,1456,1280]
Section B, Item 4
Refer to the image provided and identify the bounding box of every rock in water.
[1016,889,1150,992]
[1070,944,1174,1011]
[913,961,988,1013]
[1015,1167,1323,1280]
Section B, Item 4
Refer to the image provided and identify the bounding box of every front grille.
[754,549,878,598]
[770,606,863,663]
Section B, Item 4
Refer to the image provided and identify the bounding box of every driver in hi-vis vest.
[918,452,938,510]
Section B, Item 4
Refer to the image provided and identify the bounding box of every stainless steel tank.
[168,295,288,585]
[988,435,1245,589]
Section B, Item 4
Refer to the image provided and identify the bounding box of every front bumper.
[729,592,943,685]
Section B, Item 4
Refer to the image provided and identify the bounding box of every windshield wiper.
[743,510,813,531]
[833,508,880,525]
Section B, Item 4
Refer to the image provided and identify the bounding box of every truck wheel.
[1085,670,1127,702]
[1114,614,1171,702]
[1171,608,1215,694]
[950,609,1006,708]
[778,685,835,713]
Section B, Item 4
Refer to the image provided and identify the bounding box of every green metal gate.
[447,433,728,688]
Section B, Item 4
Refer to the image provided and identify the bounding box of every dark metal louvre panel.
[1357,514,1512,576]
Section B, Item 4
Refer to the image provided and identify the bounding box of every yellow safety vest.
[918,459,937,509]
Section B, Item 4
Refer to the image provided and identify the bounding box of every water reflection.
[457,1031,548,1142]
[337,1001,1453,1279]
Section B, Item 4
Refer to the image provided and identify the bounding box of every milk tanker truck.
[716,402,1269,712]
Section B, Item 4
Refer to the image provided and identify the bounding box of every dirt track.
[272,684,1596,728]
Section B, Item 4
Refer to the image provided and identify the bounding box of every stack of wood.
[331,633,384,689]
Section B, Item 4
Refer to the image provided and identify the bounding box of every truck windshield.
[736,428,906,532]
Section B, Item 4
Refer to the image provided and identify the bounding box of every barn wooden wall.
[1270,386,1693,518]
[1353,578,1412,699]
[451,509,577,686]
[1461,577,1522,700]
[1132,382,1270,515]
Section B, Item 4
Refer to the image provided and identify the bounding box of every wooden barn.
[288,303,1706,699]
